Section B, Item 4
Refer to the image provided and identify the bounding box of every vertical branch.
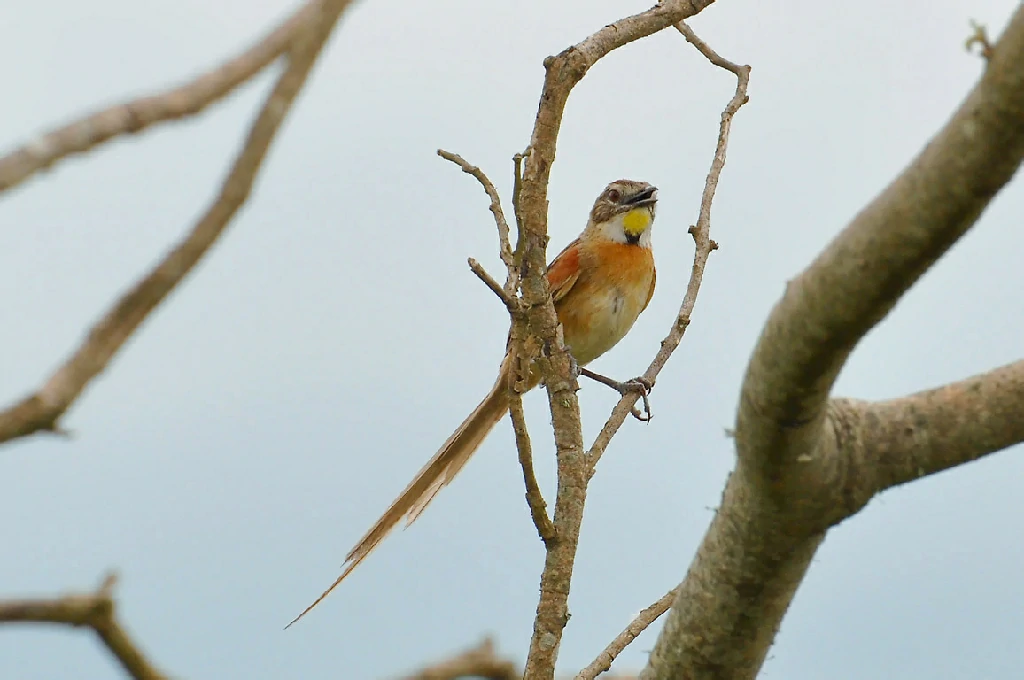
[509,349,557,542]
[519,3,718,678]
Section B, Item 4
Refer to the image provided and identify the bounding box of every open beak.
[624,186,658,207]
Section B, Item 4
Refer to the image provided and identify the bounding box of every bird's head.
[587,179,658,246]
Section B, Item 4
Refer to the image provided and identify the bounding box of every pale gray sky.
[2,1,1023,678]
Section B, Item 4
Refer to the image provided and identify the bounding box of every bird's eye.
[607,188,621,202]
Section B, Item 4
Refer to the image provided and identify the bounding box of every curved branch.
[736,8,1024,482]
[0,0,357,446]
[0,0,322,195]
[645,9,1024,680]
[0,574,168,680]
[586,19,746,477]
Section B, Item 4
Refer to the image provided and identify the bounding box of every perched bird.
[289,179,658,626]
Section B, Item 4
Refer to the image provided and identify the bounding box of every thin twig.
[510,148,529,293]
[0,0,323,194]
[509,385,556,543]
[468,258,515,308]
[437,149,516,272]
[0,0,358,446]
[575,587,679,680]
[0,574,169,680]
[966,20,995,60]
[586,22,749,478]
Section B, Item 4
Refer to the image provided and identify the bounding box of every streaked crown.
[588,179,658,245]
[590,180,658,223]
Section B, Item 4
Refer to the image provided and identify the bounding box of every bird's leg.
[578,368,653,422]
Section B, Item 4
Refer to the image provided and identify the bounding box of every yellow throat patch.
[622,208,652,237]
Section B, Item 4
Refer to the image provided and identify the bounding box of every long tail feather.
[286,367,511,627]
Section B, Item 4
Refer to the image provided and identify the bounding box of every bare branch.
[576,587,679,680]
[841,359,1024,497]
[468,258,516,309]
[644,8,1024,679]
[509,387,556,543]
[399,638,518,680]
[0,574,169,680]
[0,0,358,446]
[587,21,748,477]
[0,0,322,194]
[735,6,1024,484]
[512,148,529,251]
[519,4,719,678]
[438,149,516,279]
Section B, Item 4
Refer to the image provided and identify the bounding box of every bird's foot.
[579,368,653,422]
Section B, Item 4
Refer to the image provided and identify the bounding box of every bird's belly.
[558,283,647,366]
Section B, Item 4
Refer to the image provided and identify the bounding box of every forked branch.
[0,0,358,447]
[438,149,555,541]
[0,574,168,680]
[644,9,1024,679]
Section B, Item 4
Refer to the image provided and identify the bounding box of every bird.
[288,179,658,626]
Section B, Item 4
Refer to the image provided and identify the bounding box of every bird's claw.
[578,368,654,422]
[621,377,653,422]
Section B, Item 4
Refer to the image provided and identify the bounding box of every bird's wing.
[546,238,582,302]
[642,265,656,312]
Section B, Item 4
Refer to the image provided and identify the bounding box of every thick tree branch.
[0,0,323,194]
[0,0,356,447]
[643,484,824,680]
[841,359,1024,497]
[0,574,169,680]
[644,9,1024,679]
[736,7,1024,484]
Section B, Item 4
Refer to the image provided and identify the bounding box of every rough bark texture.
[841,359,1024,498]
[643,9,1024,678]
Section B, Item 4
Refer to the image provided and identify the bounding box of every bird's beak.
[624,186,658,207]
